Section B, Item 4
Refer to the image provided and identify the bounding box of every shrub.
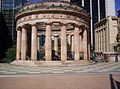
[3,45,16,63]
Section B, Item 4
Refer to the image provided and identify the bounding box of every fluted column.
[99,31,101,52]
[82,29,88,60]
[61,25,67,61]
[74,27,80,60]
[16,27,22,60]
[54,35,58,55]
[103,29,106,51]
[31,24,37,61]
[45,24,52,61]
[21,26,27,60]
[101,30,103,52]
[98,31,100,52]
[95,31,97,52]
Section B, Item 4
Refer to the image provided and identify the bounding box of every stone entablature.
[16,1,89,27]
[17,14,88,28]
[15,1,90,63]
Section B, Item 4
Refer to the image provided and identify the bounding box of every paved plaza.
[0,62,120,89]
[0,62,120,75]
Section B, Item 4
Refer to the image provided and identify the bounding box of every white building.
[95,16,118,52]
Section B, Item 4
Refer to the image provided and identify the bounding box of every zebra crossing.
[0,62,120,75]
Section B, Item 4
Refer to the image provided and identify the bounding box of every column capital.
[79,24,87,29]
[74,26,83,35]
[54,34,59,37]
[74,26,79,30]
[79,28,82,34]
[17,26,22,31]
[31,23,37,27]
[22,24,31,29]
[60,22,68,26]
[73,24,80,28]
[45,22,53,26]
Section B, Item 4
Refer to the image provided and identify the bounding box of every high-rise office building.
[70,0,115,48]
[1,0,25,41]
[0,0,1,10]
[2,0,15,40]
[0,0,26,59]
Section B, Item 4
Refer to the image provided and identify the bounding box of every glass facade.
[2,0,15,41]
[2,0,14,10]
[100,0,106,20]
[1,0,24,41]
[70,0,107,24]
[92,0,98,24]
[84,0,90,12]
[0,0,2,11]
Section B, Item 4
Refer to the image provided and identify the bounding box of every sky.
[115,0,120,11]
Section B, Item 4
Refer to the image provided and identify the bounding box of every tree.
[114,25,120,52]
[0,12,13,62]
[2,45,16,63]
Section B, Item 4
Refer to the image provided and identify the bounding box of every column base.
[11,60,90,67]
[11,60,37,66]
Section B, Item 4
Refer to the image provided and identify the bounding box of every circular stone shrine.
[15,1,90,65]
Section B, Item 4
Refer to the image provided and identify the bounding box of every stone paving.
[0,62,120,75]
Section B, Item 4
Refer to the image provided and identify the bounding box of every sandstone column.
[31,24,38,61]
[61,25,67,61]
[16,27,22,60]
[37,36,40,53]
[79,34,82,52]
[54,35,58,55]
[45,24,52,61]
[21,26,27,60]
[99,31,101,52]
[101,30,103,51]
[98,31,100,52]
[71,35,74,54]
[103,29,106,52]
[74,27,80,60]
[95,31,97,52]
[82,29,88,60]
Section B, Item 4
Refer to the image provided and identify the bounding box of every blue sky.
[115,0,120,11]
[30,0,42,2]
